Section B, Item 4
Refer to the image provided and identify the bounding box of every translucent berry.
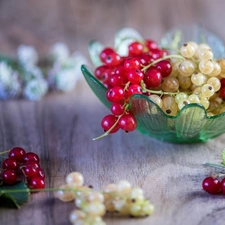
[128,42,143,56]
[66,172,84,188]
[127,69,144,84]
[202,177,221,194]
[111,103,124,115]
[101,115,120,133]
[106,87,125,103]
[156,60,172,78]
[100,48,115,63]
[119,112,137,132]
[145,40,158,50]
[221,178,225,195]
[23,165,39,178]
[124,57,140,71]
[2,169,17,184]
[8,147,26,163]
[94,65,109,80]
[105,53,122,67]
[23,152,40,163]
[2,158,19,170]
[126,84,142,98]
[28,177,45,189]
[144,68,162,88]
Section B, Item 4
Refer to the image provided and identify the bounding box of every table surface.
[1,0,225,225]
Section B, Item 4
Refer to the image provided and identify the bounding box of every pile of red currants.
[94,40,172,138]
[1,147,45,189]
[202,176,225,195]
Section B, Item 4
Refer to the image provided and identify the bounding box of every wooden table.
[1,0,225,224]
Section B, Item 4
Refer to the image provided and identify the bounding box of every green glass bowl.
[81,65,225,143]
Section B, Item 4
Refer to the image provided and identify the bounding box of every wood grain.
[1,0,225,224]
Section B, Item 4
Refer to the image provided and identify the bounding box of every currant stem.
[141,54,185,72]
[0,150,10,155]
[140,80,179,96]
[93,113,125,141]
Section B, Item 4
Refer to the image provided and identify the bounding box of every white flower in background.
[23,79,48,101]
[23,64,44,82]
[0,62,21,99]
[55,69,78,92]
[17,45,38,67]
[50,42,69,63]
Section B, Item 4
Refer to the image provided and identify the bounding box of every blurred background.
[1,0,225,58]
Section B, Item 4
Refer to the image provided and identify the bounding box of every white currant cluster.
[103,180,154,217]
[150,42,225,116]
[56,172,154,225]
[0,43,87,100]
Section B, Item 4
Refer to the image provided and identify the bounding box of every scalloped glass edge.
[81,64,225,143]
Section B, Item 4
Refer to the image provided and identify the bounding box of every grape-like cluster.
[93,39,225,139]
[56,172,154,225]
[0,147,45,189]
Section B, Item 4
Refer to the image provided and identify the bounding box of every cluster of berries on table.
[93,38,225,139]
[0,147,45,189]
[56,172,154,225]
[202,176,225,195]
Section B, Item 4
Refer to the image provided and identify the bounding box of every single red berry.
[156,60,172,78]
[119,112,137,132]
[101,115,120,133]
[139,54,154,66]
[22,165,39,178]
[28,177,45,189]
[221,178,225,194]
[23,152,40,163]
[2,158,19,170]
[37,168,45,179]
[100,48,115,63]
[106,87,125,103]
[94,65,109,80]
[2,169,17,185]
[144,68,162,88]
[127,69,144,84]
[110,74,125,87]
[145,39,158,50]
[25,161,40,169]
[126,84,142,98]
[128,41,144,56]
[111,103,124,115]
[149,49,164,59]
[202,177,221,194]
[220,87,225,98]
[220,78,225,88]
[8,147,26,163]
[124,57,140,71]
[105,53,122,67]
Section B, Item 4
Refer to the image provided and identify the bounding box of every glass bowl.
[82,25,225,143]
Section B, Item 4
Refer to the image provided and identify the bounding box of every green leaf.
[0,181,30,209]
[222,150,225,166]
[88,40,104,67]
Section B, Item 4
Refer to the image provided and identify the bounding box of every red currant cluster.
[202,176,225,195]
[1,147,45,189]
[94,40,171,138]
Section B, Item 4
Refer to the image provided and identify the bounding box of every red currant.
[156,60,172,78]
[124,57,140,71]
[145,39,158,50]
[94,65,109,80]
[106,87,125,103]
[28,177,45,189]
[8,147,26,163]
[202,177,221,194]
[221,178,225,194]
[126,84,142,98]
[101,115,120,133]
[23,152,40,163]
[22,165,39,178]
[2,158,19,170]
[144,68,162,88]
[128,41,143,56]
[119,112,137,132]
[110,74,125,87]
[111,103,124,115]
[219,87,225,98]
[37,168,45,179]
[2,169,17,184]
[25,161,40,169]
[105,53,122,67]
[220,78,225,88]
[139,54,154,66]
[100,48,115,63]
[149,49,164,59]
[127,69,144,84]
